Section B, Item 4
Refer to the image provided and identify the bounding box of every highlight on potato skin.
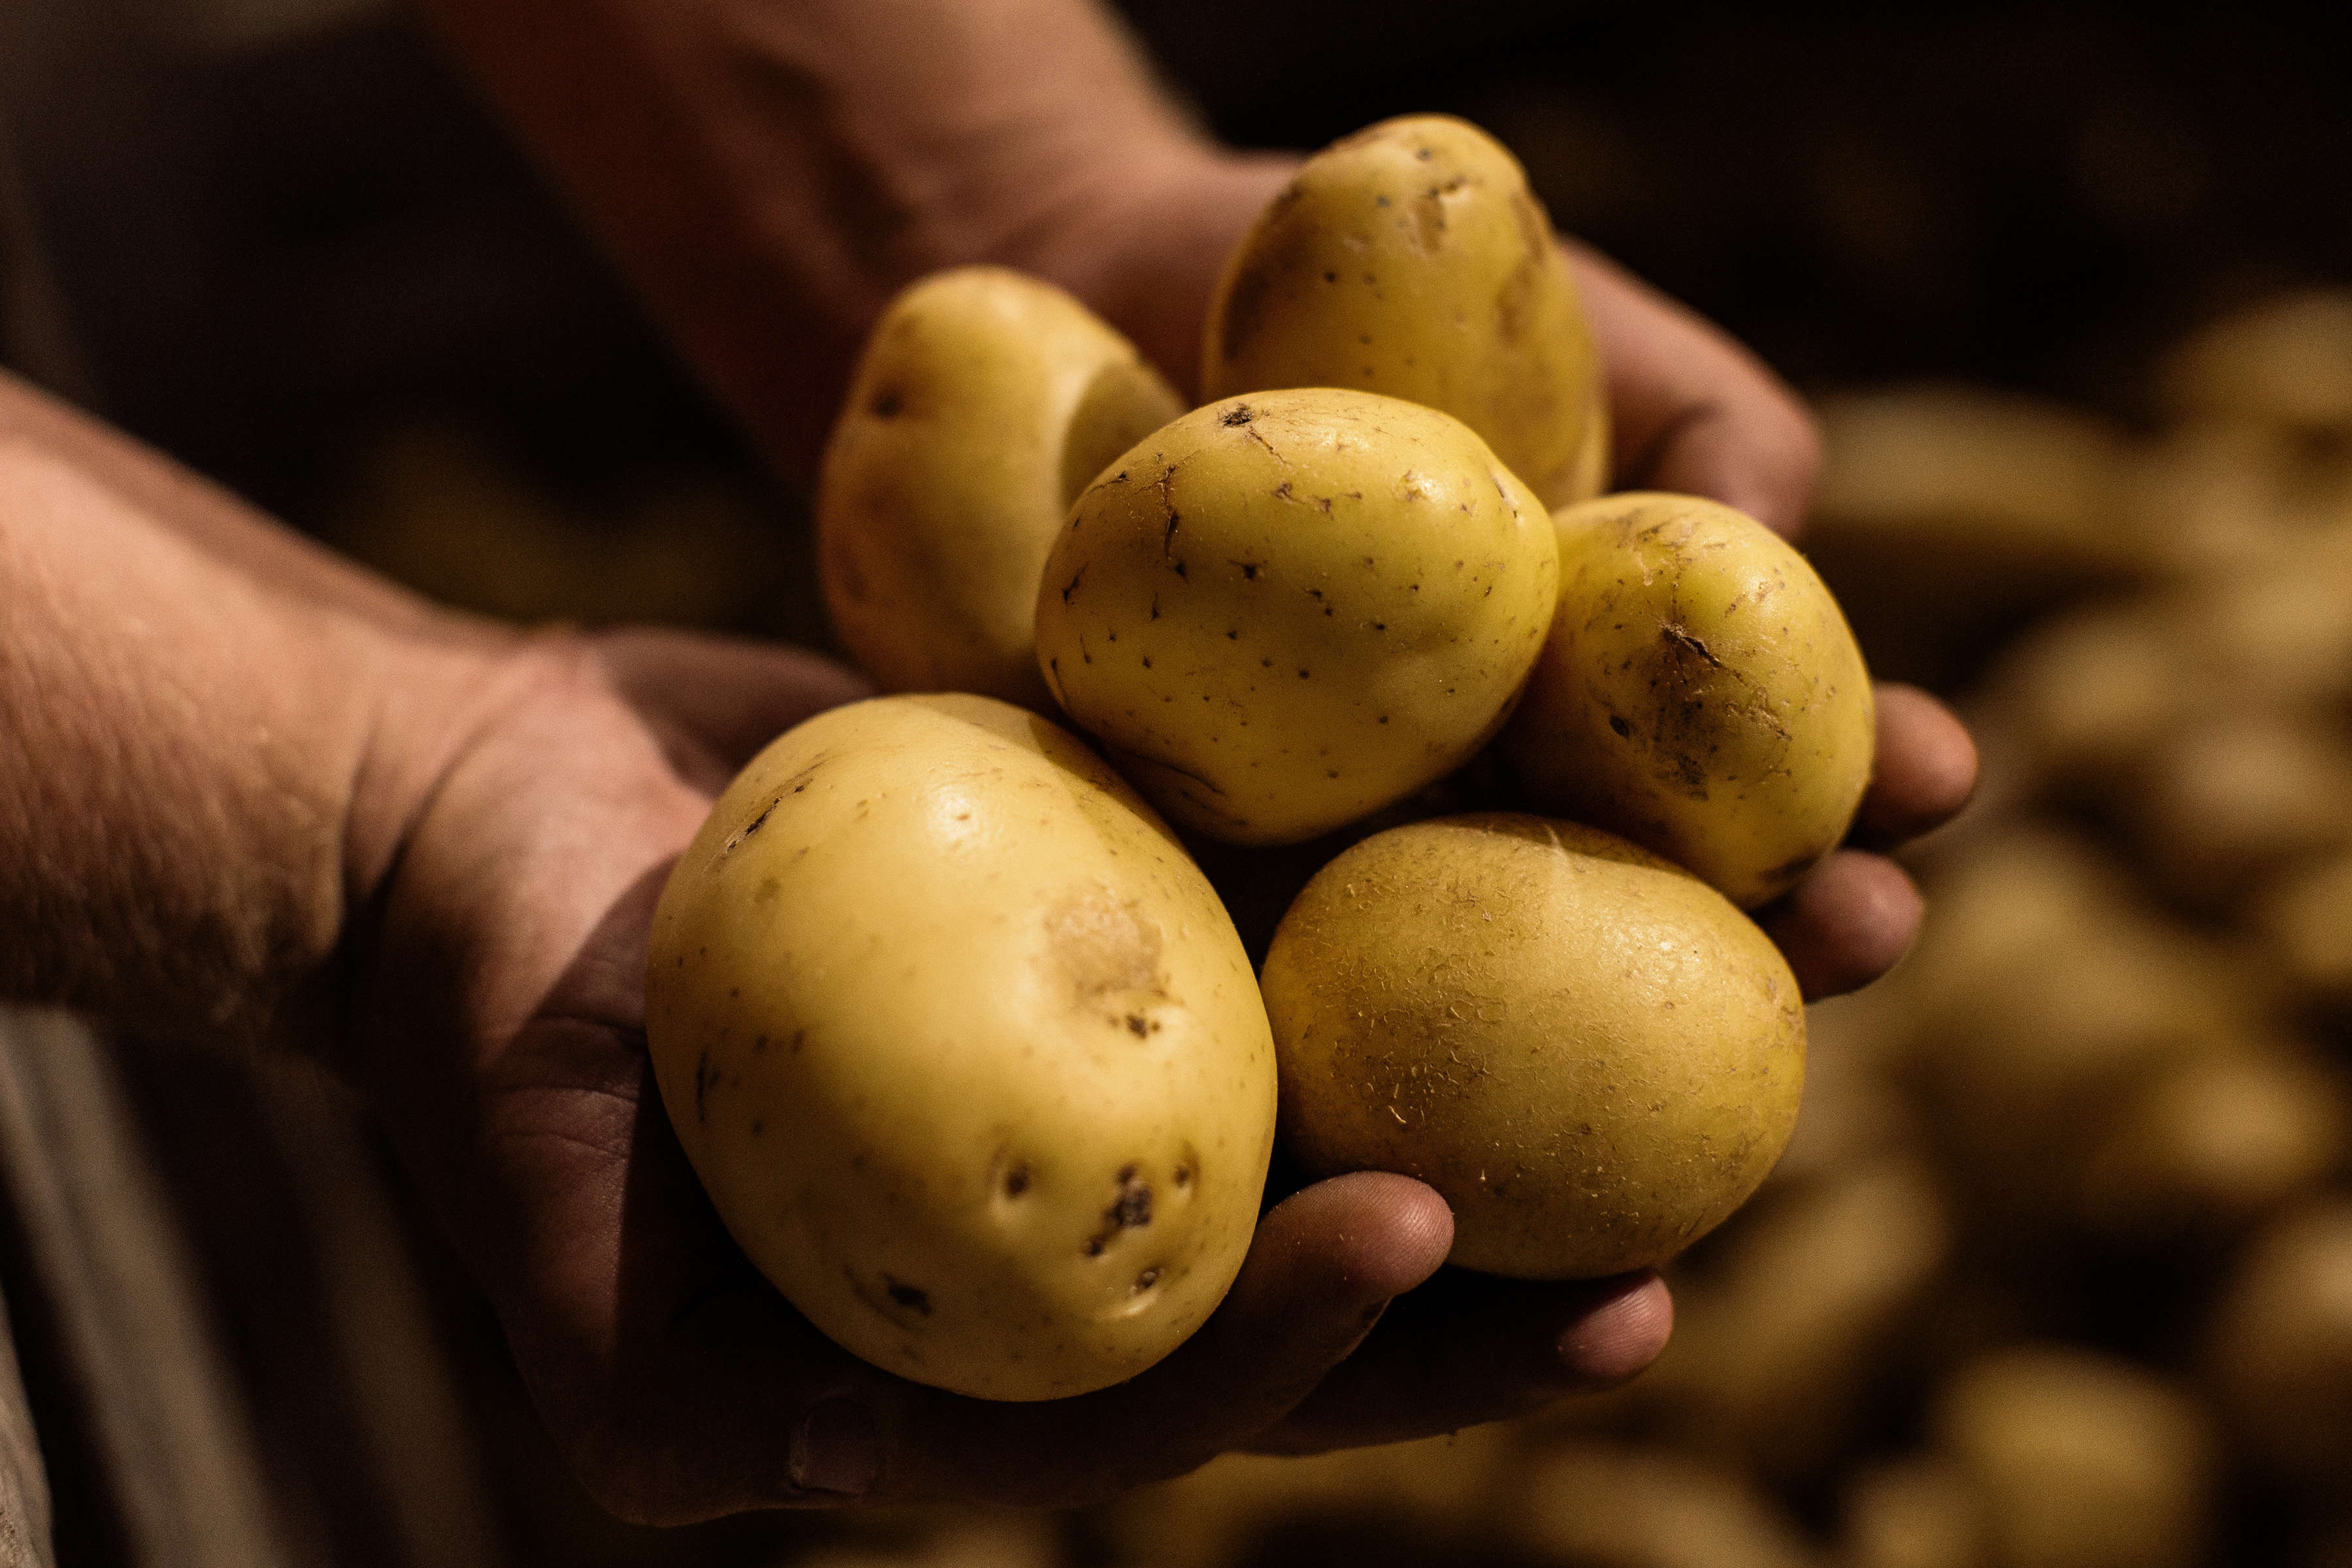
[1503,492,1876,908]
[644,694,1276,1401]
[1260,813,1806,1280]
[1201,113,1608,510]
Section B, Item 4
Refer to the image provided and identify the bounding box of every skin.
[1,0,1977,1524]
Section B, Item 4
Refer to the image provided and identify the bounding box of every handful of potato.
[646,116,1873,1400]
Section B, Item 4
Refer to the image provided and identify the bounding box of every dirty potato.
[1034,388,1558,845]
[645,694,1275,1401]
[1261,814,1806,1279]
[1503,493,1875,907]
[819,267,1183,708]
[1201,114,1607,508]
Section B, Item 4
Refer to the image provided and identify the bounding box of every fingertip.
[1703,391,1821,542]
[1258,1171,1456,1301]
[1857,684,1980,846]
[1554,1273,1674,1389]
[1763,849,1923,1000]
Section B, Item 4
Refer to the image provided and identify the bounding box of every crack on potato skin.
[718,755,827,860]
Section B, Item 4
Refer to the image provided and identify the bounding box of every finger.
[877,1171,1456,1506]
[1249,1269,1673,1454]
[1565,240,1820,538]
[1758,849,1923,1001]
[594,626,872,787]
[1854,683,1979,850]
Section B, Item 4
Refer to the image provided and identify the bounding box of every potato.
[1663,1159,1953,1483]
[2253,849,2352,1007]
[1839,1459,1984,1568]
[644,694,1275,1400]
[2074,1047,2348,1247]
[1200,114,1607,508]
[1034,388,1558,845]
[1929,1347,2214,1568]
[2202,1200,2352,1492]
[818,267,1182,708]
[1512,1443,1824,1568]
[1260,813,1805,1279]
[1802,388,2139,689]
[1501,493,1875,907]
[2122,711,2352,910]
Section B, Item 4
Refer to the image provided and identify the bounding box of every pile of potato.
[644,115,1877,1404]
[701,286,2352,1560]
[1065,293,2352,1567]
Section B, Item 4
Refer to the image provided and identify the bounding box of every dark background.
[4,1,2351,651]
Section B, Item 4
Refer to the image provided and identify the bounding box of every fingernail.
[789,1398,880,1496]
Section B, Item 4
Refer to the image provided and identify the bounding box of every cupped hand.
[346,627,1667,1521]
[343,157,1972,1524]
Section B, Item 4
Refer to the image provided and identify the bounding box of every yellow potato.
[1260,814,1805,1279]
[1034,387,1558,845]
[1929,1348,2214,1568]
[1503,493,1875,907]
[644,694,1275,1401]
[1201,114,1607,508]
[818,267,1182,708]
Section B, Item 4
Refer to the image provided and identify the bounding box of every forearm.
[0,372,510,1048]
[417,0,1292,475]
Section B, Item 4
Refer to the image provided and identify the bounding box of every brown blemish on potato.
[1109,1166,1153,1228]
[884,1277,932,1315]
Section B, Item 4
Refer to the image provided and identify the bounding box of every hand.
[347,627,1670,1520]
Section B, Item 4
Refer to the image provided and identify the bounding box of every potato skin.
[1502,493,1876,908]
[819,267,1182,709]
[1034,387,1558,846]
[1260,814,1805,1279]
[644,694,1275,1401]
[1201,114,1607,508]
